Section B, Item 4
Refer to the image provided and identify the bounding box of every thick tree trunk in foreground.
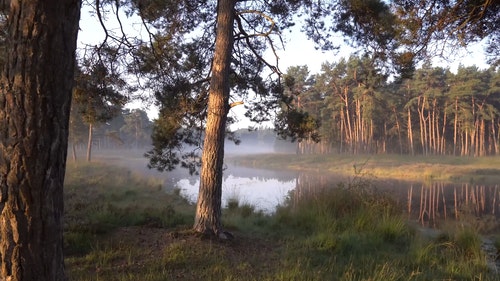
[0,1,81,280]
[193,0,235,238]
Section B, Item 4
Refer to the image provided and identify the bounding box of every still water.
[98,152,499,225]
[165,163,500,227]
[165,165,297,213]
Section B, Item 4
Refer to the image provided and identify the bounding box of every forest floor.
[68,225,285,280]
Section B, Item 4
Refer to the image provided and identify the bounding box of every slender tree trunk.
[408,107,414,155]
[193,0,235,238]
[432,99,439,155]
[418,96,427,155]
[441,103,447,155]
[72,143,77,162]
[393,107,403,154]
[355,97,362,153]
[427,109,432,154]
[340,106,345,153]
[343,87,353,153]
[492,117,498,154]
[453,98,459,155]
[480,118,485,156]
[430,100,435,154]
[369,119,373,153]
[464,129,470,156]
[471,96,476,156]
[0,1,81,280]
[86,123,93,162]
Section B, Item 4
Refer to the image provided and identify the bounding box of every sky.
[76,5,491,130]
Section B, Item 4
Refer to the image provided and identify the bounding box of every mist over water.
[90,146,298,213]
[89,148,500,224]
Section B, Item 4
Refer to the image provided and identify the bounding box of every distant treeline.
[284,57,500,156]
[70,108,153,151]
[69,57,500,158]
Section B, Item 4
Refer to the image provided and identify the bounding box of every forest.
[285,59,500,156]
[1,1,499,280]
[78,57,499,159]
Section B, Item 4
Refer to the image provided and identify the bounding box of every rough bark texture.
[193,0,235,237]
[0,1,81,280]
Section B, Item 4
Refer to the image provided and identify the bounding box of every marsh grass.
[229,153,500,184]
[64,161,498,280]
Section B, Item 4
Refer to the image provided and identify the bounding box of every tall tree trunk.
[193,0,234,238]
[480,118,485,156]
[86,123,93,162]
[72,143,78,162]
[343,87,353,153]
[431,99,438,154]
[0,1,81,280]
[340,106,345,153]
[427,109,432,154]
[418,96,427,155]
[471,96,476,156]
[453,97,459,155]
[407,107,414,155]
[393,107,403,154]
[492,117,498,154]
[441,103,447,155]
[355,96,362,153]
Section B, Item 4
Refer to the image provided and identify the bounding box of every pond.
[165,162,500,228]
[164,165,297,213]
[97,152,500,228]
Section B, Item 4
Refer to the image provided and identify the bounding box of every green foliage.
[120,109,153,148]
[275,109,320,143]
[73,60,128,125]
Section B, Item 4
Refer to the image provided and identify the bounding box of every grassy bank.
[64,162,498,280]
[228,153,500,184]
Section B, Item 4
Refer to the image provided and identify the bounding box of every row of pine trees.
[286,56,500,156]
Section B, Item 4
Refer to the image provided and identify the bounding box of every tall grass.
[64,162,498,280]
[229,153,500,184]
[64,162,194,255]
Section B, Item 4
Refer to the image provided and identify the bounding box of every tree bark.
[0,1,81,280]
[193,0,235,238]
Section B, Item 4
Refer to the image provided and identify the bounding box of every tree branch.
[234,12,282,76]
[230,101,244,108]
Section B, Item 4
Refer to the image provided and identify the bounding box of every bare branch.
[234,13,282,76]
[234,10,276,40]
[230,101,244,108]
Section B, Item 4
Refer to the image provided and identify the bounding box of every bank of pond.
[64,161,500,280]
[169,163,500,230]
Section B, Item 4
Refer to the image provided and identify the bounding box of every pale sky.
[77,6,490,129]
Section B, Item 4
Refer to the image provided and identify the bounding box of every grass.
[228,153,500,185]
[64,162,194,255]
[64,161,499,280]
